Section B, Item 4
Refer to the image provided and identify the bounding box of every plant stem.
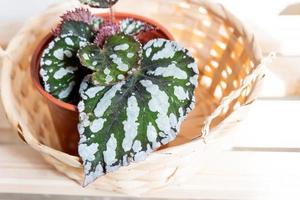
[109,6,115,23]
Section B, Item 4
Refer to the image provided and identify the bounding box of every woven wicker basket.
[0,0,270,195]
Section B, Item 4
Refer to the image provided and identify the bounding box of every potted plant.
[31,0,198,186]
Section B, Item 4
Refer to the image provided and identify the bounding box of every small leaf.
[78,38,198,186]
[120,18,154,35]
[92,18,105,31]
[79,0,119,8]
[40,34,88,102]
[61,8,100,25]
[54,8,103,39]
[58,21,95,40]
[78,33,142,85]
[94,22,120,47]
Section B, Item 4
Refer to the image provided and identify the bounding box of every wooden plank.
[0,1,299,198]
[152,152,300,200]
[260,56,300,97]
[231,100,300,149]
[281,3,300,15]
[0,146,123,197]
[250,16,300,56]
[0,145,300,199]
[197,99,300,149]
[216,0,296,17]
[215,1,300,56]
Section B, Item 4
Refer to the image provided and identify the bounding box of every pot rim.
[31,12,174,112]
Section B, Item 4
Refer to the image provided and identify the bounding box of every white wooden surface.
[1,0,300,199]
[0,100,300,199]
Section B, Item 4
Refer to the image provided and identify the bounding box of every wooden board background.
[1,100,300,199]
[1,0,300,199]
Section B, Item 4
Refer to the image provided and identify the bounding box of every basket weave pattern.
[0,0,266,194]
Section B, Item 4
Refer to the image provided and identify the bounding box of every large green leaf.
[78,34,142,85]
[79,0,118,8]
[78,38,198,186]
[40,34,88,102]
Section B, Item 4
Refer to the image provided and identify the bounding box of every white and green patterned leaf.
[55,8,103,40]
[78,38,199,186]
[40,34,88,102]
[78,34,142,85]
[92,18,104,31]
[120,18,154,35]
[59,21,95,41]
[79,0,118,8]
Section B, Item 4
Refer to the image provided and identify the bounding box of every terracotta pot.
[31,12,174,156]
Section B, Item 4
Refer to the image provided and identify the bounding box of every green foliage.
[54,8,103,39]
[78,38,198,186]
[120,18,154,35]
[39,8,199,186]
[40,34,88,102]
[59,21,95,40]
[78,34,142,85]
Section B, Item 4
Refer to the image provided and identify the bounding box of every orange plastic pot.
[31,12,174,155]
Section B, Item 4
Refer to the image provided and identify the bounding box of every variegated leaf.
[54,8,103,39]
[78,38,199,186]
[79,0,118,8]
[92,17,105,32]
[94,22,120,47]
[40,34,88,102]
[59,21,95,41]
[120,18,154,35]
[78,34,142,85]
